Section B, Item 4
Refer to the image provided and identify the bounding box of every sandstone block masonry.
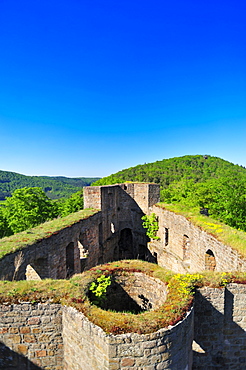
[62,306,193,370]
[193,283,246,369]
[1,183,246,369]
[0,303,63,370]
[1,183,245,283]
[0,183,159,281]
[1,284,246,369]
[148,205,246,273]
[0,212,101,281]
[84,182,160,215]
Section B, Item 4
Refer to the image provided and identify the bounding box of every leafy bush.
[3,187,58,234]
[141,213,160,240]
[89,274,111,306]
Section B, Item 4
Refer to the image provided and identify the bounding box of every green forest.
[1,155,246,239]
[93,155,246,232]
[0,170,100,200]
[0,187,85,238]
[0,171,100,238]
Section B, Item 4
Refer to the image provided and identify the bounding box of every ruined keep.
[0,183,246,369]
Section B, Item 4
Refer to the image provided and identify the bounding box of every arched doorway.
[119,228,134,259]
[205,249,216,271]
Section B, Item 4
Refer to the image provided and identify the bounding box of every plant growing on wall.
[141,213,160,240]
[89,274,111,306]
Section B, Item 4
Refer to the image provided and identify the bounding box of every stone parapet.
[1,283,246,369]
[63,306,194,370]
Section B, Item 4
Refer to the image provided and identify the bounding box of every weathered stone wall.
[62,306,109,370]
[106,309,193,370]
[63,305,194,370]
[123,182,160,215]
[0,303,63,370]
[83,186,101,209]
[0,183,158,281]
[149,205,246,273]
[101,272,167,312]
[1,283,246,369]
[83,183,160,264]
[1,183,246,281]
[100,185,149,263]
[193,284,246,369]
[0,213,101,281]
[83,183,160,215]
[0,183,151,281]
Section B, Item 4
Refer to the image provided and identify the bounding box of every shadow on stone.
[90,279,145,314]
[193,287,246,370]
[0,342,42,370]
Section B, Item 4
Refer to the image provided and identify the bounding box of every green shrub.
[89,274,111,306]
[141,213,160,240]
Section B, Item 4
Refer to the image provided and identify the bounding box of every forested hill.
[0,171,100,200]
[93,155,246,231]
[93,155,246,188]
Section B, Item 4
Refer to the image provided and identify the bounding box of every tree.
[57,189,84,217]
[0,207,11,238]
[4,187,58,234]
[170,176,246,231]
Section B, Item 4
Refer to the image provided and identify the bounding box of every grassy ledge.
[157,203,246,258]
[0,260,246,334]
[0,208,98,260]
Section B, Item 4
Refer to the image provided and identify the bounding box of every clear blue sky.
[0,0,245,177]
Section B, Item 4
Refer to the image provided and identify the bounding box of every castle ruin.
[0,183,246,369]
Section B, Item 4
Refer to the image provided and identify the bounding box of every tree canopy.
[1,155,246,237]
[0,170,100,200]
[56,189,84,217]
[93,155,246,232]
[0,187,86,238]
[2,187,57,234]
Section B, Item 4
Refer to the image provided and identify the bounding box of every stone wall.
[83,183,160,264]
[62,306,109,370]
[149,205,246,273]
[0,213,101,281]
[0,183,157,281]
[114,272,166,310]
[98,272,167,313]
[123,182,160,215]
[0,303,63,370]
[83,186,101,210]
[83,183,160,215]
[100,185,149,263]
[63,306,194,370]
[1,183,246,281]
[1,283,246,369]
[193,284,246,369]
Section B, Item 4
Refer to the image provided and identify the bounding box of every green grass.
[158,203,246,257]
[0,208,98,259]
[1,260,245,334]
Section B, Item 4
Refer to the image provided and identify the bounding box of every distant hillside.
[0,171,100,200]
[93,154,246,190]
[93,155,246,231]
